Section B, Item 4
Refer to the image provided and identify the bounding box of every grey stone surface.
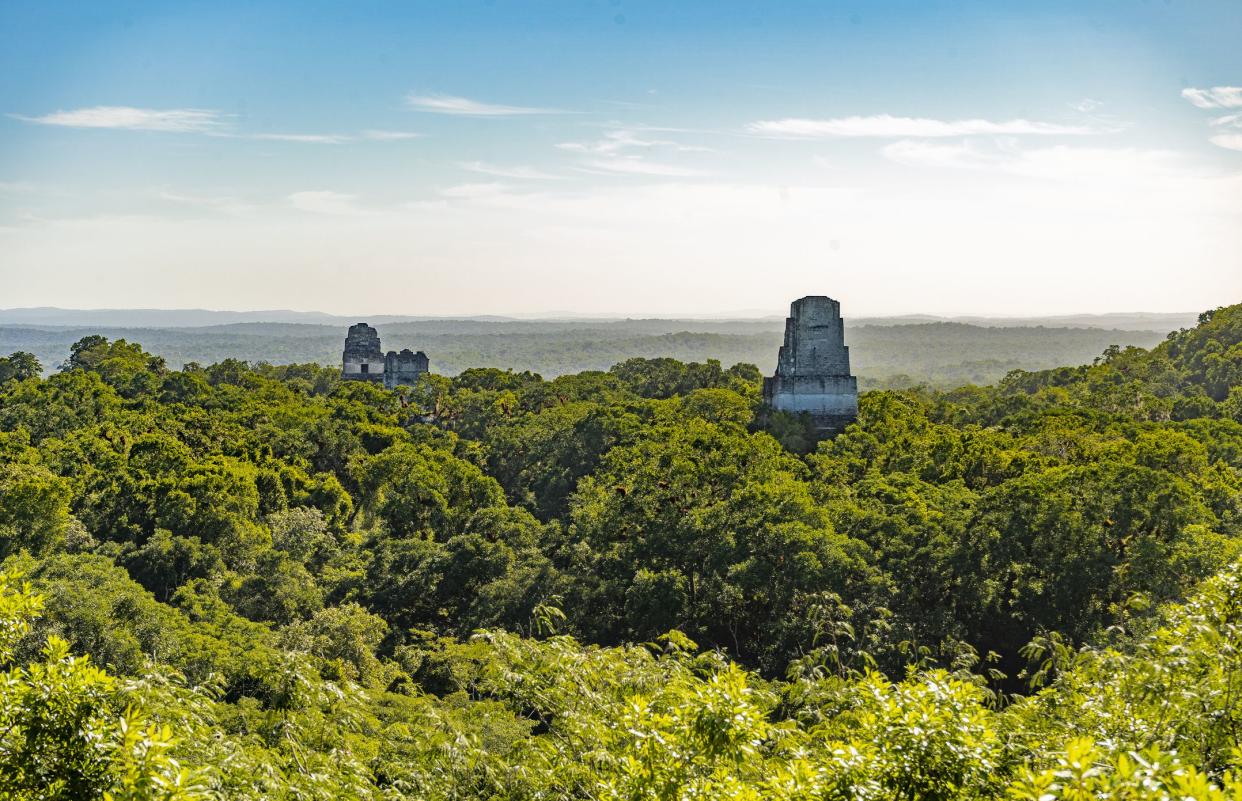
[383,348,430,389]
[341,323,429,386]
[763,296,858,432]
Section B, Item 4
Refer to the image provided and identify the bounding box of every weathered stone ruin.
[341,323,384,379]
[763,296,858,433]
[384,348,429,387]
[341,323,429,389]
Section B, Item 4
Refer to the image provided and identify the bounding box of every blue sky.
[1,0,1240,316]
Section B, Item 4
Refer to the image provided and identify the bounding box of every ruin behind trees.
[338,299,858,433]
[763,296,859,433]
[341,322,429,389]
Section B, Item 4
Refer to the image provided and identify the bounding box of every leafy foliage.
[0,303,1240,797]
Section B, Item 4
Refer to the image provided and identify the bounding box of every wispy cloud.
[406,94,565,116]
[14,105,418,145]
[14,105,227,133]
[581,158,711,177]
[361,129,420,141]
[1181,88,1242,151]
[252,133,351,144]
[459,161,563,180]
[440,182,512,199]
[1070,98,1103,113]
[158,190,254,215]
[557,129,713,177]
[747,114,1096,138]
[248,130,419,144]
[1181,86,1242,109]
[1210,134,1242,152]
[558,128,711,155]
[287,190,364,215]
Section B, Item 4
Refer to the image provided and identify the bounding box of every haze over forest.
[0,306,1198,387]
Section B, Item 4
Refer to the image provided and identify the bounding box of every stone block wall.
[341,323,429,386]
[763,296,859,433]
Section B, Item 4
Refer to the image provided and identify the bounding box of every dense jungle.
[1,304,1241,799]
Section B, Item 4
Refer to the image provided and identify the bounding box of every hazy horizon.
[0,303,1209,325]
[3,1,1241,316]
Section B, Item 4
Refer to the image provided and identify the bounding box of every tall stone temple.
[341,323,429,389]
[763,296,858,433]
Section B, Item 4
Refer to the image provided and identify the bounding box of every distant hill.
[0,307,346,327]
[0,315,1173,388]
[0,307,1200,333]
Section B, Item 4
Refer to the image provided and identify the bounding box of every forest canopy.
[0,303,1241,799]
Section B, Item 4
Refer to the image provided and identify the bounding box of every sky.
[1,0,1240,318]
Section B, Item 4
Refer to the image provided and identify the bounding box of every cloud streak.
[158,191,254,215]
[459,161,562,180]
[1181,88,1242,151]
[439,182,512,199]
[557,128,713,178]
[251,133,351,144]
[1210,134,1242,152]
[1181,86,1242,109]
[14,106,226,133]
[14,106,421,145]
[747,114,1097,138]
[250,130,419,144]
[360,129,420,141]
[406,94,565,116]
[580,158,711,177]
[558,129,711,155]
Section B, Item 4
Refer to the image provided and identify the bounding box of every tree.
[567,420,880,668]
[120,530,223,602]
[0,463,71,558]
[0,351,41,384]
[279,602,389,686]
[354,444,505,539]
[60,337,167,399]
[0,571,208,800]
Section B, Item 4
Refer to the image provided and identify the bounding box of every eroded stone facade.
[341,323,429,388]
[762,296,858,433]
